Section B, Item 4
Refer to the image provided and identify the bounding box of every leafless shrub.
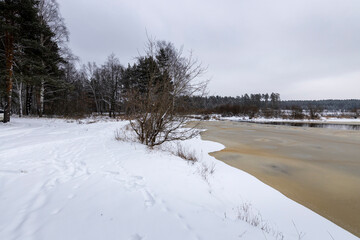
[126,38,208,147]
[202,115,210,120]
[115,124,136,142]
[116,114,132,121]
[212,115,221,121]
[173,143,198,163]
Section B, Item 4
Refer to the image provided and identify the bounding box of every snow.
[0,117,357,240]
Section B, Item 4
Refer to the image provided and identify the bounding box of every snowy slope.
[0,118,357,240]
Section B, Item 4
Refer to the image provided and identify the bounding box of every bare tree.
[37,0,69,117]
[98,54,123,117]
[81,56,124,116]
[81,62,100,113]
[126,39,207,146]
[38,0,69,55]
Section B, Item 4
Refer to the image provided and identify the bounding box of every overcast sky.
[58,0,360,100]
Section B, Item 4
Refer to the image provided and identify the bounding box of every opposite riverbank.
[194,120,360,237]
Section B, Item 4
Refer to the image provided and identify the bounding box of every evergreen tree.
[1,0,68,120]
[0,0,42,122]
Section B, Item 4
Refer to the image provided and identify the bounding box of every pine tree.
[0,0,41,122]
[1,0,68,120]
[1,0,19,122]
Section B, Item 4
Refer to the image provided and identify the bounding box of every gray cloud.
[58,0,360,100]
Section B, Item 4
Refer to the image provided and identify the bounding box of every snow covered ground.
[0,117,357,240]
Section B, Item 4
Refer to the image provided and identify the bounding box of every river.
[194,121,360,237]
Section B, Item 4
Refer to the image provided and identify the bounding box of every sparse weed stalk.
[174,143,198,163]
[115,124,136,142]
[198,162,216,181]
[235,203,285,240]
[292,220,306,240]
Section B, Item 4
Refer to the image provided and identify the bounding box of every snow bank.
[0,117,357,240]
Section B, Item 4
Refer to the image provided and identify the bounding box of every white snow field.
[0,117,357,240]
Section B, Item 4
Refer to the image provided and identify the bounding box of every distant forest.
[184,95,360,118]
[186,95,360,112]
[280,99,360,111]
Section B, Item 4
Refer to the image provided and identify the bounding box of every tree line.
[1,0,359,126]
[280,99,360,111]
[183,95,360,117]
[0,0,206,123]
[1,0,209,147]
[185,93,280,114]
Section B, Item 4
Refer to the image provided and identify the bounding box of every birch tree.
[99,54,123,117]
[81,62,100,113]
[36,0,68,116]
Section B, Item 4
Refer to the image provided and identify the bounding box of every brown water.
[240,121,360,130]
[194,121,360,237]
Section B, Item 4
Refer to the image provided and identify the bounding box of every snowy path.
[0,118,357,240]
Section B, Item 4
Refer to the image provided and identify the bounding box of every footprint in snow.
[125,176,145,190]
[141,189,155,207]
[128,234,143,240]
[67,194,75,199]
[105,170,120,175]
[132,176,143,180]
[50,209,61,215]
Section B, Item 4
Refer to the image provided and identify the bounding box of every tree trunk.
[19,81,23,117]
[39,79,44,117]
[26,84,33,115]
[89,84,99,113]
[4,30,14,123]
[110,101,115,118]
[108,102,112,117]
[15,79,23,117]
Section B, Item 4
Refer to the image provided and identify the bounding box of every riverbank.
[1,117,358,239]
[195,120,360,237]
